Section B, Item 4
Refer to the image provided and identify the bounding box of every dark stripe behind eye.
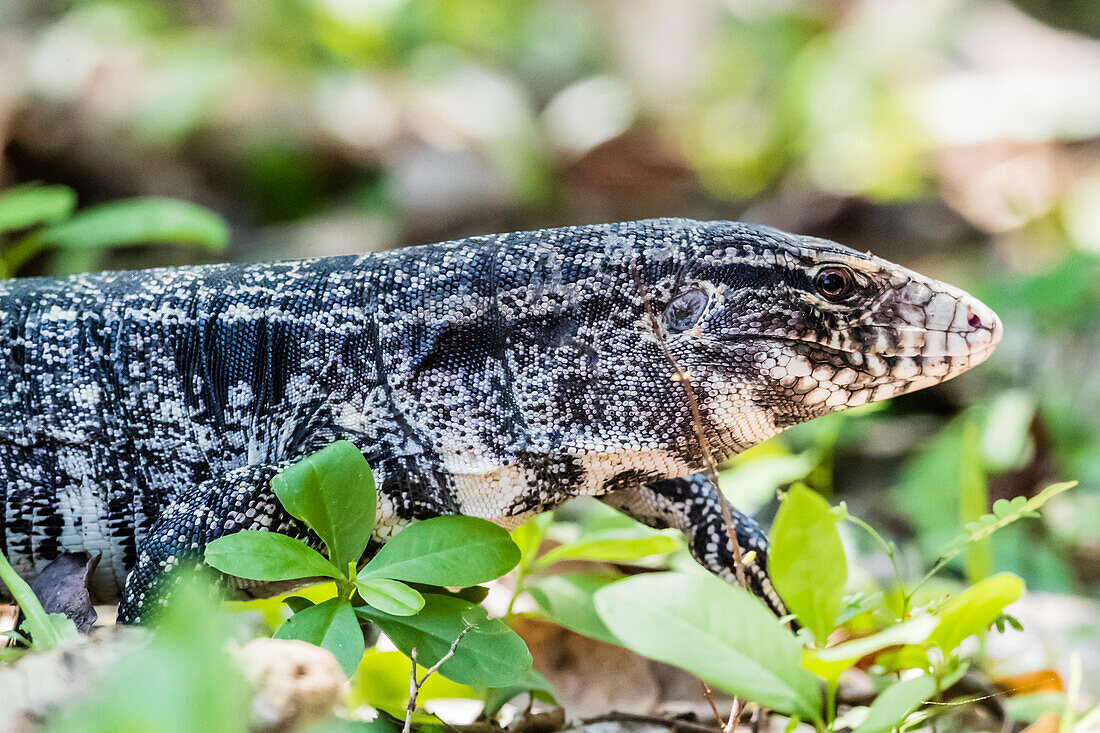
[691,262,812,293]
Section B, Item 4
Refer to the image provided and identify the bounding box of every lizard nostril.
[967,310,984,330]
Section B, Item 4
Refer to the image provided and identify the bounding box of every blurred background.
[2,0,1099,697]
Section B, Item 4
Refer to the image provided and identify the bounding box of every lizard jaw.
[738,303,1002,415]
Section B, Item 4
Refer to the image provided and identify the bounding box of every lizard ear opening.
[665,289,709,332]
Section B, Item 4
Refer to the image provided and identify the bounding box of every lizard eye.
[814,266,856,301]
[665,289,709,332]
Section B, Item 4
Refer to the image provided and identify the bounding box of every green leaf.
[535,527,680,567]
[716,446,819,510]
[594,572,822,721]
[0,184,77,233]
[852,674,936,733]
[283,596,315,613]
[0,629,30,645]
[892,418,972,559]
[454,586,490,603]
[47,575,251,733]
[483,669,557,717]
[204,530,342,582]
[358,515,519,586]
[928,573,1024,654]
[510,514,551,567]
[528,573,619,643]
[272,440,377,572]
[324,717,404,733]
[38,198,229,250]
[802,616,937,682]
[953,482,1076,553]
[769,485,847,645]
[405,582,489,604]
[275,597,364,676]
[45,613,79,644]
[357,578,425,616]
[357,593,532,687]
[913,482,1075,593]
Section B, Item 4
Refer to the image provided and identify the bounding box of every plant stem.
[844,514,910,620]
[908,556,951,601]
[700,681,724,728]
[826,679,838,729]
[504,562,530,620]
[404,648,419,733]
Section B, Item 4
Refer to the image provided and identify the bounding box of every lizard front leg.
[599,474,786,616]
[117,461,309,624]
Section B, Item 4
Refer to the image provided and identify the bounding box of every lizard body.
[0,219,1001,622]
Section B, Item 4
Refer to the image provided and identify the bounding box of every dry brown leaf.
[28,552,99,634]
[995,669,1064,696]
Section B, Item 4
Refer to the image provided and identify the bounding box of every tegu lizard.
[0,219,1002,623]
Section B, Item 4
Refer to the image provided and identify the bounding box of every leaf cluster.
[204,440,533,692]
[522,482,1072,733]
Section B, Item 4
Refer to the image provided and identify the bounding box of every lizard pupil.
[665,289,709,332]
[814,267,855,300]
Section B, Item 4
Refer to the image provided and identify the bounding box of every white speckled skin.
[0,219,1001,622]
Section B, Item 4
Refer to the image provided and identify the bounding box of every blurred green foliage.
[48,577,251,733]
[0,184,228,277]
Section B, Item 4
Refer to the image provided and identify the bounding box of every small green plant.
[0,182,228,278]
[203,440,539,721]
[580,481,1075,732]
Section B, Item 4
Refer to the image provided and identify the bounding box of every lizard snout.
[865,275,1003,365]
[952,294,1003,368]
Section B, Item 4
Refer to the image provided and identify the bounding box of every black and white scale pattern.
[0,219,1002,623]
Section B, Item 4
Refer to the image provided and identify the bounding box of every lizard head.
[654,221,1003,452]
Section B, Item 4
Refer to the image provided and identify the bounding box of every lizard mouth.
[722,325,1003,411]
[887,339,999,392]
[798,295,1003,385]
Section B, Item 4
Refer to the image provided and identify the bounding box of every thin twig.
[629,263,748,590]
[749,705,765,733]
[724,698,743,733]
[405,648,419,733]
[700,680,725,729]
[404,625,475,733]
[630,263,750,729]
